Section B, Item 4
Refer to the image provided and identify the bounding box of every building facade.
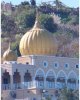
[1,11,79,100]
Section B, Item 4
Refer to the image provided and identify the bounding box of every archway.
[13,69,21,89]
[57,70,67,89]
[35,69,45,88]
[46,70,56,88]
[67,71,77,90]
[2,70,10,90]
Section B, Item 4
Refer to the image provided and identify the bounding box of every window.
[49,82,53,88]
[40,81,44,86]
[33,98,36,100]
[54,62,59,68]
[55,63,57,67]
[65,63,69,68]
[76,65,79,68]
[26,62,29,64]
[43,61,48,68]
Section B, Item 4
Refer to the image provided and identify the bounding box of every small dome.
[3,43,17,61]
[19,12,58,56]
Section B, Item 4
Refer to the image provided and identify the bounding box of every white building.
[1,12,79,100]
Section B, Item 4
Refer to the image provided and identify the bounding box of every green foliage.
[30,0,36,6]
[23,12,36,28]
[16,10,57,33]
[11,41,21,56]
[21,1,30,6]
[61,17,71,24]
[46,97,51,100]
[39,14,57,33]
[1,3,79,57]
[61,14,79,25]
[15,8,36,30]
[57,88,79,100]
[68,15,79,25]
[1,14,17,37]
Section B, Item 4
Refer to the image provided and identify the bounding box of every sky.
[1,0,79,8]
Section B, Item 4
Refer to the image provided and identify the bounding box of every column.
[21,72,24,89]
[55,78,57,89]
[32,77,36,88]
[44,78,46,88]
[31,55,35,65]
[10,74,13,90]
[65,79,67,88]
[76,80,78,90]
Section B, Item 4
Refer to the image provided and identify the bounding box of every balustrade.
[2,79,78,90]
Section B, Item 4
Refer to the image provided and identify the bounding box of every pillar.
[10,74,13,90]
[44,78,46,88]
[55,78,57,89]
[65,79,67,88]
[21,72,24,89]
[31,55,35,65]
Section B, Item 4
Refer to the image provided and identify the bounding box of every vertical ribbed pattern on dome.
[3,42,17,61]
[19,9,58,56]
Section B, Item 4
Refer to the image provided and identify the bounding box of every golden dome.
[3,43,17,61]
[19,12,58,56]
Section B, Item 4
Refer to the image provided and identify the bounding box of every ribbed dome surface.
[19,14,58,56]
[3,43,17,61]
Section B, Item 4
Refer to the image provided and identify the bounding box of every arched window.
[57,71,67,89]
[67,71,77,90]
[2,70,10,90]
[2,70,10,84]
[35,70,44,81]
[13,69,21,83]
[13,69,21,89]
[35,69,45,88]
[24,70,32,82]
[46,71,56,88]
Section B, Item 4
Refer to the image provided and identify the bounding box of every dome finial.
[36,8,39,21]
[8,41,11,50]
[33,8,42,28]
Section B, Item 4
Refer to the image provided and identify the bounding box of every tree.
[23,12,36,28]
[21,1,30,6]
[15,8,36,31]
[46,97,51,100]
[54,0,60,8]
[13,44,21,57]
[39,14,57,33]
[1,14,18,38]
[57,88,79,100]
[30,0,36,6]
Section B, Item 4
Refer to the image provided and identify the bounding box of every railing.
[2,81,77,90]
[2,84,11,90]
[2,81,44,90]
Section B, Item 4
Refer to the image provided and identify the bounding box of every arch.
[67,70,77,84]
[67,71,77,89]
[57,70,67,79]
[13,69,21,83]
[46,70,56,88]
[35,68,45,79]
[35,68,45,88]
[46,69,56,78]
[56,70,67,89]
[68,70,77,79]
[24,70,32,82]
[2,70,10,84]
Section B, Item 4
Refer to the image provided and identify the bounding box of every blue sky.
[1,0,79,8]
